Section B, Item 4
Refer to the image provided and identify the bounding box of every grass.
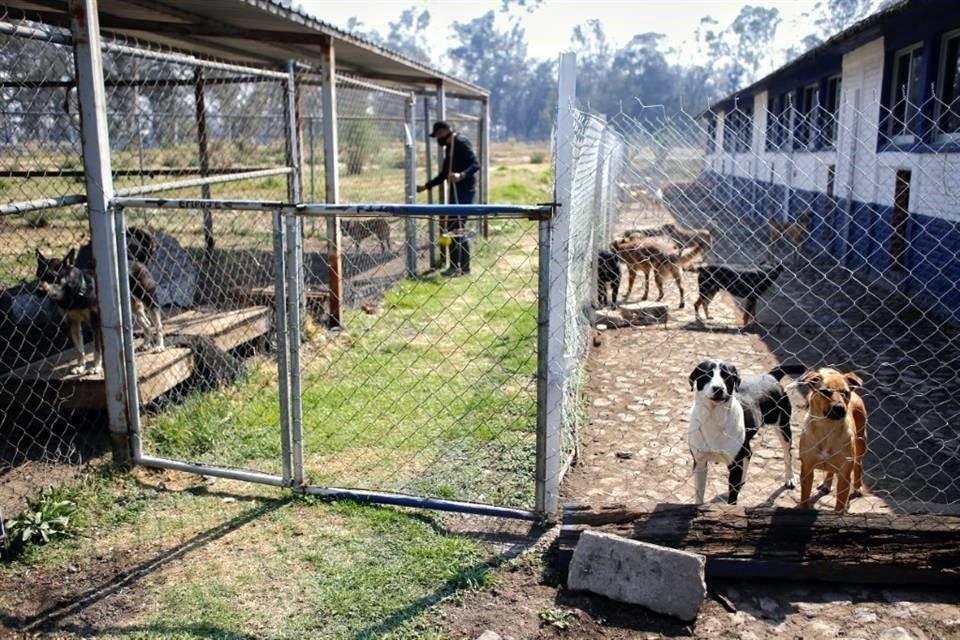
[0,146,552,638]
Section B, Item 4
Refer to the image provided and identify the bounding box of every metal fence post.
[68,0,130,466]
[404,92,418,278]
[194,68,214,254]
[285,60,305,486]
[112,206,143,464]
[536,52,576,520]
[480,96,491,239]
[423,96,436,267]
[321,37,343,328]
[272,208,293,484]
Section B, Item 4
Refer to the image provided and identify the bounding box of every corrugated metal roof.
[3,0,487,98]
[707,0,911,113]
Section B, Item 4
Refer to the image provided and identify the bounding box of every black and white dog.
[687,360,804,504]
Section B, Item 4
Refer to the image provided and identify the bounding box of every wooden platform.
[228,286,328,322]
[556,503,960,587]
[1,306,271,409]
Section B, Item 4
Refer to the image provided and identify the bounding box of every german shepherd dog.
[340,218,392,253]
[611,237,706,309]
[36,227,164,375]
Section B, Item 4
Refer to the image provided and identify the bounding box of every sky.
[299,0,822,66]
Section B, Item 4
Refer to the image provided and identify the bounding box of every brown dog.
[768,210,810,263]
[798,368,868,511]
[625,223,712,257]
[611,237,705,309]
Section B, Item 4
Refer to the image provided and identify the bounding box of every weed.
[3,486,77,554]
[530,151,546,164]
[539,607,578,630]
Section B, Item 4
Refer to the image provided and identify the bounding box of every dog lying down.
[688,360,805,504]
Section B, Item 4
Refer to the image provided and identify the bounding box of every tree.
[569,20,614,112]
[383,7,434,66]
[727,6,782,91]
[813,0,875,40]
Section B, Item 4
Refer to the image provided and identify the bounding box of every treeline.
[343,0,880,140]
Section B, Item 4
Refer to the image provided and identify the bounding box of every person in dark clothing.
[417,121,480,276]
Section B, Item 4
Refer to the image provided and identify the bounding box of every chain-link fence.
[0,13,95,520]
[564,81,960,517]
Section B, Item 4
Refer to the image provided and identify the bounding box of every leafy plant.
[529,151,546,164]
[4,487,78,547]
[539,607,578,630]
[339,119,381,176]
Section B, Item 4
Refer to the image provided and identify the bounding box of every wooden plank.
[1,345,193,409]
[227,286,329,322]
[555,503,960,587]
[165,306,272,352]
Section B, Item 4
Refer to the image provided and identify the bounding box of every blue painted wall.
[700,171,960,323]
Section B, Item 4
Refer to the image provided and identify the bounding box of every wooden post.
[194,68,213,254]
[321,37,343,328]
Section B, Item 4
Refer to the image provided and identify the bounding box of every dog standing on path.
[688,360,803,504]
[611,237,705,309]
[798,368,868,512]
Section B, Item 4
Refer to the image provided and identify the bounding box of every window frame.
[887,42,925,145]
[822,75,842,149]
[793,83,819,150]
[936,28,960,142]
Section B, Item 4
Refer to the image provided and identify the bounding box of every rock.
[615,451,633,460]
[757,596,779,618]
[879,628,915,640]
[476,632,502,640]
[618,301,668,326]
[567,530,706,622]
[594,309,632,328]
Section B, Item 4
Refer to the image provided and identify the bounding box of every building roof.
[4,0,488,98]
[708,0,910,114]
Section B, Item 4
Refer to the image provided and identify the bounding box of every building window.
[937,30,960,141]
[823,76,842,148]
[794,84,818,150]
[705,114,717,153]
[766,92,789,151]
[888,44,924,143]
[722,103,753,153]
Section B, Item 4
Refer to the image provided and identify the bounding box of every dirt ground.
[434,196,960,639]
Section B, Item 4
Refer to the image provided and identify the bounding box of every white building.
[704,0,960,321]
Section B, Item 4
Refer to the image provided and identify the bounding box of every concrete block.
[476,632,502,640]
[567,530,706,621]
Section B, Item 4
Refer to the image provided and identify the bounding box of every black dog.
[36,227,165,376]
[597,249,621,308]
[693,262,784,325]
[688,361,804,504]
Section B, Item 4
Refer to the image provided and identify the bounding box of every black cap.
[429,121,451,137]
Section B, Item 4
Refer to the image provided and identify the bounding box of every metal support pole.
[423,95,436,268]
[194,68,214,254]
[113,206,143,463]
[273,209,293,483]
[285,60,305,486]
[480,96,491,239]
[404,93,418,278]
[536,52,577,521]
[68,0,129,465]
[321,37,343,328]
[437,82,448,269]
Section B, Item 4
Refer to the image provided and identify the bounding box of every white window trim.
[888,42,924,143]
[935,28,960,142]
[824,75,842,147]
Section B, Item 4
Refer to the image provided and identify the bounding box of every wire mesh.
[0,12,98,522]
[564,82,960,516]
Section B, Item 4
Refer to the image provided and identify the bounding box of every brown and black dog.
[797,368,868,511]
[611,237,706,309]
